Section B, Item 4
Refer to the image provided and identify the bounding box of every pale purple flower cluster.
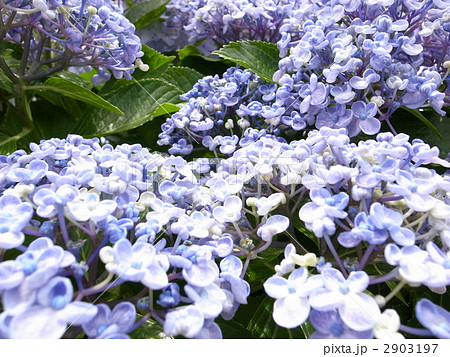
[145,0,299,54]
[274,0,450,135]
[1,0,146,83]
[157,1,449,152]
[1,126,450,338]
[157,67,284,155]
[0,133,296,338]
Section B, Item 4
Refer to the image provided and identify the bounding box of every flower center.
[97,323,109,335]
[51,295,68,310]
[339,283,350,295]
[330,323,344,336]
[131,261,143,270]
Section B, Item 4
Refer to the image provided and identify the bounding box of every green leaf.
[400,106,442,139]
[177,44,230,76]
[101,45,175,93]
[300,320,315,339]
[73,78,183,137]
[0,102,28,137]
[30,98,78,139]
[125,0,169,29]
[136,45,175,80]
[151,103,181,118]
[372,264,408,306]
[0,134,17,155]
[391,108,450,157]
[162,67,203,93]
[0,128,31,154]
[178,44,223,62]
[32,78,123,114]
[53,71,93,89]
[245,247,283,287]
[0,71,13,93]
[292,212,320,253]
[216,318,256,338]
[213,41,280,82]
[248,296,307,338]
[128,316,169,339]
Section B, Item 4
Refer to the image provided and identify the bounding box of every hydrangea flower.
[0,194,33,249]
[99,239,169,289]
[4,277,97,338]
[81,302,136,339]
[2,0,146,83]
[309,269,381,331]
[415,299,450,339]
[310,309,373,339]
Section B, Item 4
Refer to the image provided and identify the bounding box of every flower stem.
[398,324,434,337]
[323,232,348,278]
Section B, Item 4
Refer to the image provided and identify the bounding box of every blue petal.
[416,298,450,339]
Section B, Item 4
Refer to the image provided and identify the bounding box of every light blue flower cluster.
[0,134,290,338]
[145,0,299,54]
[157,67,284,155]
[1,125,450,338]
[157,1,449,153]
[273,0,450,135]
[1,0,146,83]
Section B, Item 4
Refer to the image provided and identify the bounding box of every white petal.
[340,293,381,331]
[273,294,310,329]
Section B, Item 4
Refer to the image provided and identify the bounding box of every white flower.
[373,309,405,339]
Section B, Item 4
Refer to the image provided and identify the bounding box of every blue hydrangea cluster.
[1,0,147,83]
[0,134,289,338]
[273,0,450,136]
[157,67,286,155]
[1,127,450,338]
[157,1,449,153]
[144,0,300,54]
